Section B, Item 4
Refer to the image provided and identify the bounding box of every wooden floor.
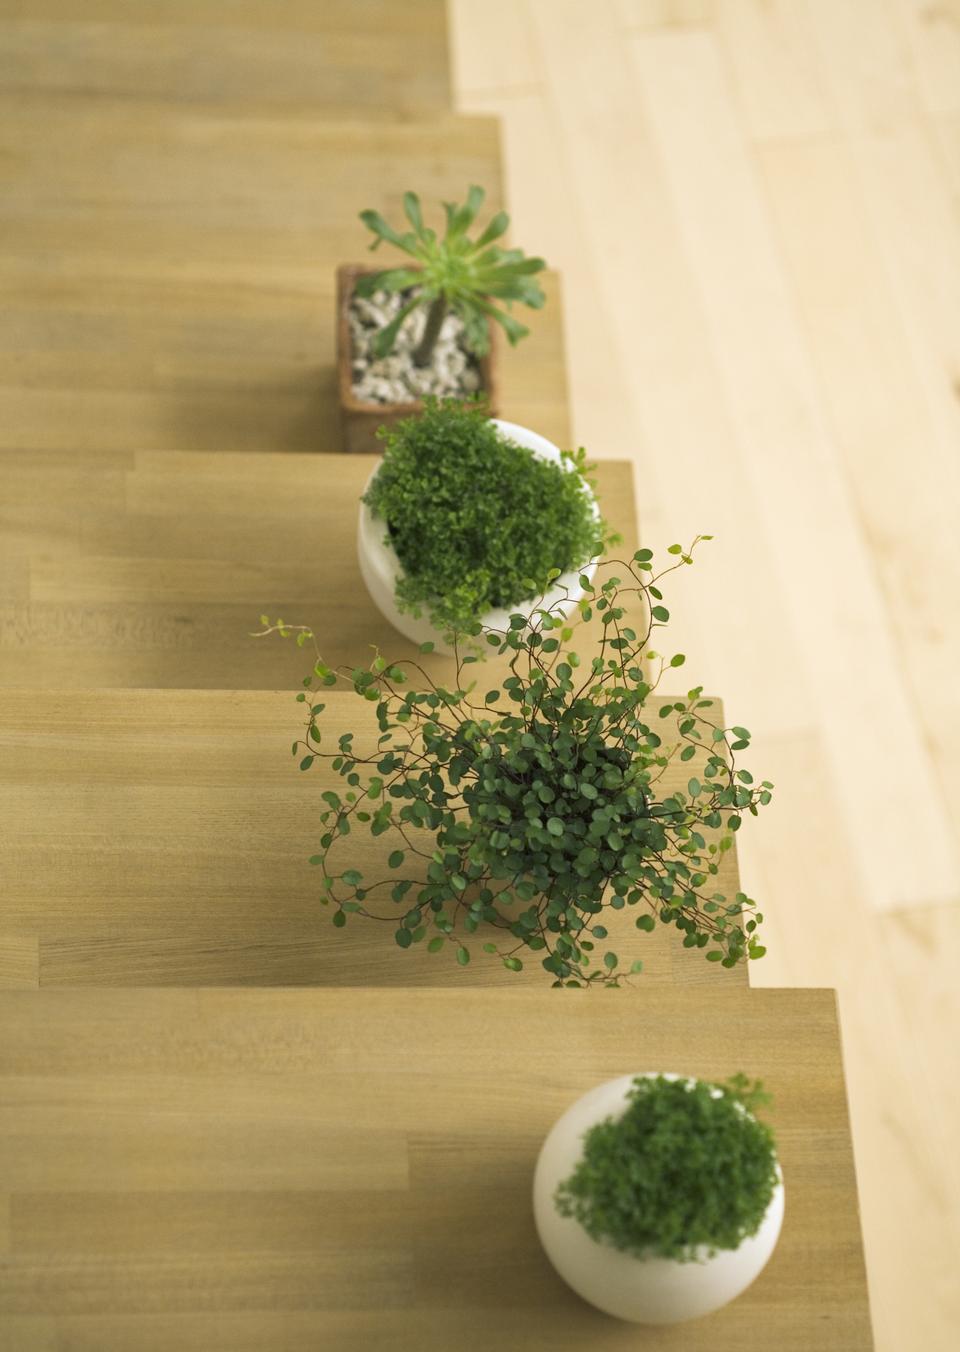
[449,3,960,1349]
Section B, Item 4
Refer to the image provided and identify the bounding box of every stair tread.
[0,103,515,454]
[1,428,616,691]
[0,0,450,117]
[0,684,745,989]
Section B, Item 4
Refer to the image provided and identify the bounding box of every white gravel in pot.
[349,288,483,405]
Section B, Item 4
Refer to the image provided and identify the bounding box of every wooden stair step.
[0,986,870,1347]
[0,249,573,684]
[0,0,450,118]
[0,421,610,689]
[0,102,508,454]
[0,686,746,989]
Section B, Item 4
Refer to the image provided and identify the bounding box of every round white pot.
[533,1073,785,1325]
[356,419,600,655]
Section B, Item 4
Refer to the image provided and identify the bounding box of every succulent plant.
[356,185,546,367]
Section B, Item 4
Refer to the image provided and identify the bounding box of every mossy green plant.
[554,1074,778,1261]
[364,399,602,637]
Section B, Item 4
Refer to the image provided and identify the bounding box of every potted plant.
[255,539,773,984]
[357,398,605,652]
[533,1072,784,1323]
[337,185,547,453]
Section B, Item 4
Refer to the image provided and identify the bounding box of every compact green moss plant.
[364,399,602,636]
[255,539,773,986]
[356,185,546,367]
[554,1074,778,1261]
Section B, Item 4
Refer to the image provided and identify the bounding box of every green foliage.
[365,399,602,636]
[255,538,773,986]
[355,185,546,364]
[554,1074,778,1261]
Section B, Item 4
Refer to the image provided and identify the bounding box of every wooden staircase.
[0,0,717,982]
[0,7,873,1348]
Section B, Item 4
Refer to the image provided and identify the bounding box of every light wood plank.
[931,112,960,204]
[495,268,571,444]
[806,0,960,480]
[443,83,630,464]
[449,0,541,95]
[451,5,960,1349]
[0,985,872,1347]
[0,936,39,989]
[616,0,716,26]
[0,444,620,689]
[893,0,960,117]
[0,102,502,455]
[2,1117,408,1196]
[755,134,960,870]
[0,1319,55,1352]
[712,0,833,141]
[470,5,811,743]
[739,732,960,1352]
[0,0,450,118]
[878,899,960,1230]
[0,686,748,988]
[626,23,958,911]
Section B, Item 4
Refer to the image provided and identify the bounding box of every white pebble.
[348,286,485,405]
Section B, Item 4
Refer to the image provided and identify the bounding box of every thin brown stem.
[412,296,448,367]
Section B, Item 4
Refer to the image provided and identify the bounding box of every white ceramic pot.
[533,1073,785,1325]
[356,419,600,655]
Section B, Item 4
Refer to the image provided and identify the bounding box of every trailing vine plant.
[255,539,772,987]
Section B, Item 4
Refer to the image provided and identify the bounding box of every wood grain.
[629,23,957,914]
[453,0,960,915]
[0,0,451,118]
[738,728,960,1352]
[2,431,614,691]
[0,686,748,988]
[0,985,872,1349]
[0,100,504,456]
[449,8,959,1345]
[0,935,39,989]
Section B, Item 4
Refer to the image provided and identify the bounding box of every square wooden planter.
[336,263,499,454]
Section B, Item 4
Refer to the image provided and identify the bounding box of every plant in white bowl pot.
[534,1072,784,1324]
[357,398,604,654]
